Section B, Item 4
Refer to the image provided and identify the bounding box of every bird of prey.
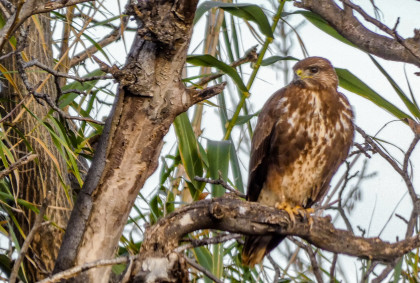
[241,57,354,266]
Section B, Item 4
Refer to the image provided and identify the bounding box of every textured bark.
[54,1,224,282]
[131,196,420,280]
[0,13,72,281]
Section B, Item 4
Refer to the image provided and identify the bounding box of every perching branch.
[129,196,420,280]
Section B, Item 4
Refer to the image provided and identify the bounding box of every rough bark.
[131,196,420,281]
[54,1,224,282]
[0,13,72,281]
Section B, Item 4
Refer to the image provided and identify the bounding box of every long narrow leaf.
[336,68,411,120]
[194,2,273,38]
[187,54,248,94]
[368,54,420,118]
[173,113,204,195]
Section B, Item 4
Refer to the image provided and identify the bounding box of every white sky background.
[44,0,420,282]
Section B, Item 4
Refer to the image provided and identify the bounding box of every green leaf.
[173,113,204,192]
[227,111,260,126]
[292,11,356,47]
[194,2,273,38]
[336,68,411,120]
[260,55,299,66]
[207,140,231,197]
[187,54,248,94]
[392,257,403,282]
[368,54,420,118]
[193,246,213,283]
[59,69,105,108]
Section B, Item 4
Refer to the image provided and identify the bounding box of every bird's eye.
[309,66,319,74]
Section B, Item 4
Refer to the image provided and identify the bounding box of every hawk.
[241,57,354,266]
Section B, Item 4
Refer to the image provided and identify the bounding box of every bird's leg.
[275,202,298,225]
[275,202,314,227]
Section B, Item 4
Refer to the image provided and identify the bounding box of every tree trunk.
[0,13,72,281]
[54,0,225,281]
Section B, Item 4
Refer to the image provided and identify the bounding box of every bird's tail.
[241,235,285,267]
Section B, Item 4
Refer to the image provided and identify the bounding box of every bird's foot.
[275,203,314,227]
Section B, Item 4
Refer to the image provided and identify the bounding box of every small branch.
[339,0,420,63]
[9,192,51,283]
[194,176,246,198]
[24,60,113,82]
[175,233,241,253]
[266,254,281,283]
[0,153,37,180]
[329,253,338,282]
[69,16,129,67]
[356,126,416,202]
[371,263,394,283]
[403,134,420,173]
[38,256,133,283]
[184,256,223,283]
[15,54,105,125]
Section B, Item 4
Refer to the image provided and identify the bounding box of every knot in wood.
[210,203,224,219]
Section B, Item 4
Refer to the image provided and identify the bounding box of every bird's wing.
[247,89,286,202]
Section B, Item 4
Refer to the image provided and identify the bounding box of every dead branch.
[23,60,113,82]
[37,256,133,283]
[184,257,223,283]
[293,0,420,67]
[69,16,130,67]
[194,176,246,198]
[9,193,51,283]
[15,54,105,125]
[0,0,91,51]
[0,153,37,180]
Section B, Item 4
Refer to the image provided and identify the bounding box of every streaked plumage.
[242,57,354,266]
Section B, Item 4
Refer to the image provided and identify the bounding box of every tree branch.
[293,0,420,67]
[131,196,420,280]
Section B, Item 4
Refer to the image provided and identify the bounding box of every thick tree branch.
[131,196,420,280]
[294,0,420,67]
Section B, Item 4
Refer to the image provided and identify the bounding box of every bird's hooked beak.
[293,68,312,81]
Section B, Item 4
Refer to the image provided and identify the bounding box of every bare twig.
[69,16,130,67]
[15,54,105,125]
[194,176,246,198]
[175,233,241,253]
[266,254,281,283]
[329,253,338,283]
[24,60,113,82]
[356,126,416,202]
[9,192,51,283]
[371,263,394,283]
[339,0,420,63]
[290,238,323,283]
[403,134,420,174]
[0,153,37,180]
[0,95,30,124]
[184,256,223,283]
[37,256,133,283]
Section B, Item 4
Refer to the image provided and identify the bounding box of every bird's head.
[292,57,338,89]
